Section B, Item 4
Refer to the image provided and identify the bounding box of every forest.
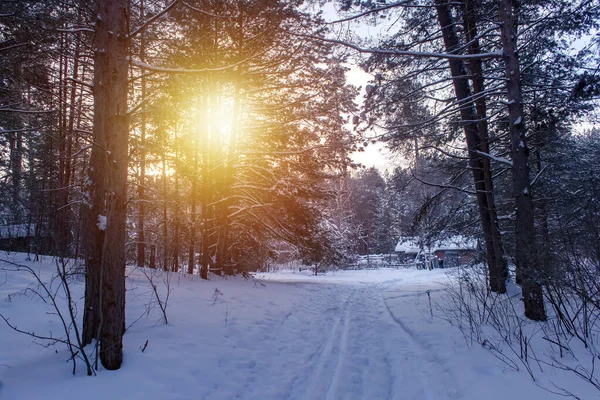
[1,0,600,394]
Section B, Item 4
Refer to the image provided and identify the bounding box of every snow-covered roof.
[432,236,477,252]
[0,224,35,239]
[394,235,477,253]
[394,237,420,253]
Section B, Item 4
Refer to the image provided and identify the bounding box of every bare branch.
[129,0,179,39]
[67,77,93,89]
[530,165,548,187]
[411,170,476,195]
[0,42,28,52]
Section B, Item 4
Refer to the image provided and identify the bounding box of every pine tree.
[82,0,129,369]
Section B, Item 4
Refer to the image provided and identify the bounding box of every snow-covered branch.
[288,32,503,61]
[57,27,94,34]
[0,127,41,134]
[241,145,331,156]
[129,56,255,75]
[0,108,57,114]
[420,145,470,160]
[181,1,225,18]
[228,203,273,219]
[473,150,513,166]
[330,1,462,24]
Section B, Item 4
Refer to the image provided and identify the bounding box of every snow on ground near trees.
[0,253,594,399]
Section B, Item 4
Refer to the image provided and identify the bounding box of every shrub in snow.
[437,262,600,394]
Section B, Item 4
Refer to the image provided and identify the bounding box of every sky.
[319,3,402,174]
[319,3,599,173]
[344,65,397,172]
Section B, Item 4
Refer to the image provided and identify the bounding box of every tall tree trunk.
[216,87,240,275]
[188,133,198,274]
[137,0,147,269]
[461,0,508,292]
[9,131,23,220]
[55,31,68,255]
[189,95,204,275]
[208,87,221,276]
[9,65,25,223]
[535,148,550,261]
[216,10,243,276]
[173,129,180,273]
[498,0,546,320]
[200,95,210,280]
[56,26,82,257]
[435,0,506,293]
[162,132,169,272]
[82,0,129,369]
[72,62,88,260]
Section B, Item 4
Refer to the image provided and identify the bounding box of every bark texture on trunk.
[498,0,546,320]
[82,0,129,369]
[435,0,507,293]
[461,0,508,292]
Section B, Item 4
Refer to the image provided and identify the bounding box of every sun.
[192,94,236,145]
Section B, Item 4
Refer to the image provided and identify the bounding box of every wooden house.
[394,235,478,268]
[431,236,478,268]
[0,224,52,255]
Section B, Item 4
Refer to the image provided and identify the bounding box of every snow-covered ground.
[0,253,595,399]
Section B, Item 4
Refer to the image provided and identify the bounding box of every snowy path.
[1,258,583,400]
[204,280,461,400]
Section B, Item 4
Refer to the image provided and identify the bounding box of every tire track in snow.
[216,285,342,400]
[234,285,354,400]
[299,290,352,400]
[321,284,396,400]
[381,288,462,400]
[358,283,429,400]
[221,280,460,400]
[324,292,352,400]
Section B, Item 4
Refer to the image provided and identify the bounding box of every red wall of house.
[434,250,476,265]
